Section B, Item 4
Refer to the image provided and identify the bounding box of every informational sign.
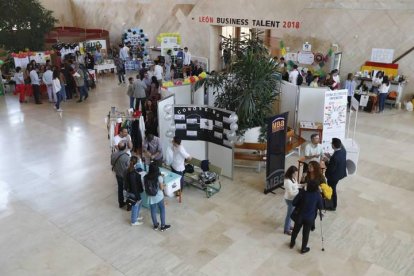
[297,51,314,65]
[322,89,348,153]
[196,16,301,29]
[371,48,394,64]
[265,112,288,194]
[29,52,51,64]
[351,96,359,111]
[285,52,298,62]
[302,42,312,52]
[161,37,180,56]
[173,105,235,148]
[359,95,369,107]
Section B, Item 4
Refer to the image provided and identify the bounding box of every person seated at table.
[310,76,319,88]
[301,134,324,178]
[145,162,171,232]
[143,131,163,167]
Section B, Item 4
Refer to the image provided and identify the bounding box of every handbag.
[290,207,301,222]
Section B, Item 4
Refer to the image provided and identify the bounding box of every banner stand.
[265,112,288,194]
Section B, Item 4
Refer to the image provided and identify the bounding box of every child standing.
[127,77,134,109]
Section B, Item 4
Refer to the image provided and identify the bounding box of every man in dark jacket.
[325,138,347,211]
[111,142,130,208]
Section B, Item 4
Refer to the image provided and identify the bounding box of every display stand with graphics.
[265,112,288,194]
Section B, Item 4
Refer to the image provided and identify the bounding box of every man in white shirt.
[42,66,55,103]
[171,136,192,190]
[30,67,42,104]
[183,47,192,77]
[289,64,299,85]
[302,133,324,176]
[113,127,133,156]
[154,60,163,87]
[119,43,130,61]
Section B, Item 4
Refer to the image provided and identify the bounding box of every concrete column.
[209,25,221,72]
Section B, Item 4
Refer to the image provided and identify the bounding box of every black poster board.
[174,105,234,148]
[265,112,288,194]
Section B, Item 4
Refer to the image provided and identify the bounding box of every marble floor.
[0,75,413,276]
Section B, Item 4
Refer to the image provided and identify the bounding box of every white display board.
[297,51,314,65]
[168,84,192,104]
[161,37,180,56]
[29,52,51,64]
[322,89,348,153]
[370,48,394,64]
[192,56,209,72]
[280,80,298,130]
[208,142,233,179]
[182,140,207,161]
[297,87,327,136]
[194,83,205,105]
[157,96,175,161]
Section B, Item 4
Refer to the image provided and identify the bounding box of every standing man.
[183,47,192,77]
[154,60,163,87]
[113,127,133,156]
[72,65,88,102]
[289,64,299,85]
[171,136,191,191]
[111,142,130,209]
[143,131,163,167]
[114,54,125,84]
[30,65,42,104]
[133,72,148,114]
[42,66,55,103]
[119,43,130,61]
[324,138,347,211]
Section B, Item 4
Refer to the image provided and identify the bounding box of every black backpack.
[144,175,159,196]
[297,73,303,85]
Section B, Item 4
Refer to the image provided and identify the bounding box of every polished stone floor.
[0,75,413,276]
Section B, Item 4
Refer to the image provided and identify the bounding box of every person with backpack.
[145,162,171,231]
[124,156,144,226]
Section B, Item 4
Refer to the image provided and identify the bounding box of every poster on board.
[173,105,235,148]
[322,89,347,153]
[265,112,288,194]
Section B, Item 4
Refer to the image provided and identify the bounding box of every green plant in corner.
[206,30,281,142]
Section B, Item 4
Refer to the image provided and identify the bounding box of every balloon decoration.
[122,27,149,58]
[161,72,208,89]
[11,50,55,58]
[0,60,4,65]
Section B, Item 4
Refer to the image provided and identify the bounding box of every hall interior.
[1,75,413,275]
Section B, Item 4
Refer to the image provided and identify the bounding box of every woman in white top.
[52,69,63,112]
[283,165,300,235]
[371,71,384,94]
[378,76,390,113]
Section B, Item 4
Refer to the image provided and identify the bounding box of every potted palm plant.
[206,30,281,142]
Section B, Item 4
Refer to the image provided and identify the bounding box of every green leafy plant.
[206,30,281,141]
[0,0,57,51]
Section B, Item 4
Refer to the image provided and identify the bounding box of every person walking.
[124,156,144,226]
[111,142,131,209]
[126,77,135,109]
[324,138,347,211]
[289,180,323,254]
[52,69,63,112]
[145,162,171,231]
[283,166,300,235]
[114,54,125,84]
[133,72,148,114]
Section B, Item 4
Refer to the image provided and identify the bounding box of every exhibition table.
[94,63,116,74]
[139,167,181,208]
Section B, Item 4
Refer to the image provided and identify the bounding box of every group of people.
[283,136,347,254]
[110,129,191,230]
[13,58,92,111]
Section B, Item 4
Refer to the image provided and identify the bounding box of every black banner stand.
[264,112,288,194]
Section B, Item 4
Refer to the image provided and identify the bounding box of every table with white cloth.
[94,63,116,74]
[139,167,181,208]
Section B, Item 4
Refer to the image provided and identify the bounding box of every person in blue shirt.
[289,179,323,254]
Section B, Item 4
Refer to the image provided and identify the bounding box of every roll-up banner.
[265,112,288,194]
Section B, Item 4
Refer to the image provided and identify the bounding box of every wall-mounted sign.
[297,51,314,65]
[302,42,312,52]
[196,16,301,29]
[371,48,394,64]
[285,52,298,62]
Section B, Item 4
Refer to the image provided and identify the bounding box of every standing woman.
[345,73,356,108]
[290,180,323,254]
[149,76,160,102]
[283,166,300,235]
[52,69,63,112]
[145,162,171,231]
[378,76,390,113]
[164,49,172,81]
[124,156,144,226]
